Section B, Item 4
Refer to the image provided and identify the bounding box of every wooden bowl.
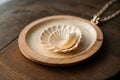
[18,15,103,66]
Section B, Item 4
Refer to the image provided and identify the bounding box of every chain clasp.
[91,16,100,25]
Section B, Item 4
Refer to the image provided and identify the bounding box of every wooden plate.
[18,15,103,66]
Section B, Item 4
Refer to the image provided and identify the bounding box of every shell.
[40,25,82,52]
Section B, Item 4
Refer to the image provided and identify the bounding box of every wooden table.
[0,0,120,80]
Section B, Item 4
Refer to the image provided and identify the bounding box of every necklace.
[18,0,120,66]
[91,0,120,24]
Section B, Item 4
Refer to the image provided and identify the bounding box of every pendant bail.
[91,16,100,25]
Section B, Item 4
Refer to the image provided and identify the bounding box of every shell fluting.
[40,25,82,53]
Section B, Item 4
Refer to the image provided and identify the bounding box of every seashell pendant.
[18,15,103,66]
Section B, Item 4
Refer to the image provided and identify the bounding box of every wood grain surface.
[0,0,120,80]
